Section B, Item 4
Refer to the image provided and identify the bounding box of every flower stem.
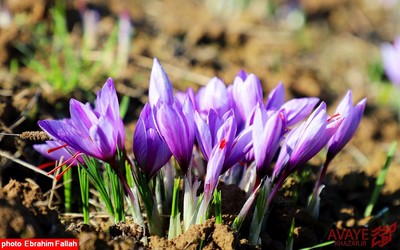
[109,158,144,226]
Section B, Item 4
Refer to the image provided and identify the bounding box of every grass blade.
[364,141,397,217]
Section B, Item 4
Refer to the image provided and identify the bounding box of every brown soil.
[0,0,400,249]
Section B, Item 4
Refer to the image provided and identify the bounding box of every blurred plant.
[204,0,305,30]
[33,58,366,247]
[381,36,400,87]
[372,35,400,110]
[0,2,12,28]
[116,11,133,71]
[16,0,132,95]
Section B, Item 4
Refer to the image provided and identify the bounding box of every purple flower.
[194,109,253,172]
[273,102,343,179]
[197,112,252,223]
[154,98,195,173]
[203,115,236,196]
[381,36,400,86]
[252,105,286,178]
[38,78,125,162]
[327,91,367,161]
[134,103,172,180]
[149,58,174,106]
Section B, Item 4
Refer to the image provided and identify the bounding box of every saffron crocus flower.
[196,115,236,223]
[149,58,174,107]
[154,98,195,173]
[252,104,286,178]
[38,78,125,162]
[204,116,236,194]
[381,36,400,86]
[326,91,367,161]
[134,103,172,180]
[268,102,343,218]
[194,109,253,171]
[308,92,366,218]
[195,110,254,223]
[309,91,367,218]
[273,102,343,180]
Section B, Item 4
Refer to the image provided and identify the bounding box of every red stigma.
[37,161,56,170]
[327,113,340,122]
[47,143,69,153]
[219,139,227,149]
[47,151,82,179]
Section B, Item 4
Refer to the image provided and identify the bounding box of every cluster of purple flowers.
[35,58,366,233]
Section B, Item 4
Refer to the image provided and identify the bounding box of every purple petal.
[95,78,120,120]
[149,58,174,106]
[38,120,76,142]
[281,97,319,126]
[237,69,248,80]
[327,94,367,158]
[146,128,172,178]
[194,111,213,160]
[266,82,285,110]
[196,77,230,116]
[204,138,228,195]
[70,99,98,135]
[155,102,193,171]
[289,103,327,167]
[39,120,103,159]
[232,73,263,122]
[216,115,236,152]
[253,108,286,177]
[133,118,148,169]
[90,118,117,159]
[223,125,253,172]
